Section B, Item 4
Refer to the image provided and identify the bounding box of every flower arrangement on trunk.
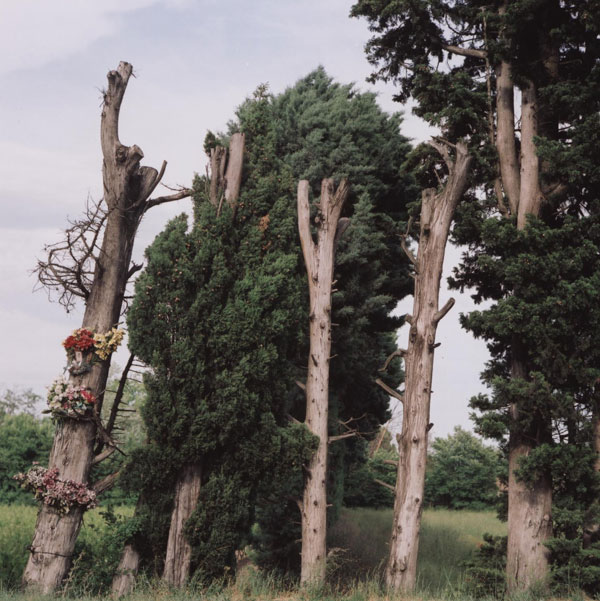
[13,464,97,514]
[46,375,96,418]
[63,327,124,362]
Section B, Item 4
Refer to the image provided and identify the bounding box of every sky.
[0,0,490,439]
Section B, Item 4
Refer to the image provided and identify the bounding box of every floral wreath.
[45,375,96,419]
[13,464,97,514]
[62,327,124,374]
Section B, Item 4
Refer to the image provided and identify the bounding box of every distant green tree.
[0,390,53,504]
[424,427,501,510]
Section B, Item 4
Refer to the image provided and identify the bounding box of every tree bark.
[297,178,349,585]
[505,76,553,594]
[386,141,471,592]
[495,60,520,215]
[162,463,202,588]
[23,61,190,593]
[111,544,141,598]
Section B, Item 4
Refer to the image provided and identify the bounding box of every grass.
[328,508,506,595]
[0,505,507,600]
[0,505,134,593]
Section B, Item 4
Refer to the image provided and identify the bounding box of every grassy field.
[0,505,506,600]
[328,508,506,594]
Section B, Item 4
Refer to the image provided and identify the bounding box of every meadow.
[0,505,506,600]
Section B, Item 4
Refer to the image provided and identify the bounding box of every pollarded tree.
[351,0,600,591]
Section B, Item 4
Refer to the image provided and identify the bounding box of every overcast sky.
[0,0,490,439]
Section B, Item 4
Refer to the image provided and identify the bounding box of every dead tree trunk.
[297,178,349,585]
[162,463,202,587]
[385,141,471,592]
[23,61,190,594]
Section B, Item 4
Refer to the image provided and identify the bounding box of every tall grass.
[0,505,505,599]
[0,505,133,592]
[327,507,506,594]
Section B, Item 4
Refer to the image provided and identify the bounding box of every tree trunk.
[297,178,349,585]
[158,134,244,589]
[386,141,471,592]
[111,544,141,598]
[505,77,552,594]
[162,463,202,588]
[506,437,552,590]
[23,62,189,593]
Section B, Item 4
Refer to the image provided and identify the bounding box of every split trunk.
[386,141,471,591]
[297,178,349,585]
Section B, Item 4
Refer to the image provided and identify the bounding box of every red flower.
[81,390,96,405]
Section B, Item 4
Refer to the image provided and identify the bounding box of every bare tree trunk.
[506,434,552,590]
[495,60,520,215]
[23,62,190,593]
[162,463,202,588]
[111,544,141,598]
[297,178,349,585]
[386,141,471,592]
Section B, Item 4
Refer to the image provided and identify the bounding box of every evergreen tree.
[424,426,502,510]
[123,69,415,584]
[351,0,600,591]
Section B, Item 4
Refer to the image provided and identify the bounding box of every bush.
[424,426,503,510]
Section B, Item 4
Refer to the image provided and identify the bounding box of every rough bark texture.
[505,76,553,593]
[297,178,349,585]
[111,544,141,598]
[386,141,471,592]
[23,61,189,593]
[162,463,202,588]
[208,132,245,215]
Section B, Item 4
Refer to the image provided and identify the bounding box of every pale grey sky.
[0,0,489,438]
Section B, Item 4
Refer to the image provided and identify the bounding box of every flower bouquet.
[62,327,124,374]
[13,464,97,514]
[46,375,96,418]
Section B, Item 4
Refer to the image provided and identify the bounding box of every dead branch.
[329,432,358,443]
[106,353,136,439]
[33,195,106,312]
[145,186,193,212]
[379,349,408,373]
[433,298,456,324]
[374,478,396,492]
[92,471,120,495]
[375,378,404,404]
[92,445,116,466]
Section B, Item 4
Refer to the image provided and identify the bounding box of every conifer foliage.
[123,69,414,585]
[352,0,600,592]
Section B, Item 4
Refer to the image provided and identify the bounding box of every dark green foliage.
[352,0,600,593]
[342,448,396,509]
[0,390,53,504]
[124,68,414,584]
[463,534,507,598]
[453,216,600,594]
[424,427,502,510]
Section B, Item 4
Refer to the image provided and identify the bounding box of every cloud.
[0,0,187,76]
